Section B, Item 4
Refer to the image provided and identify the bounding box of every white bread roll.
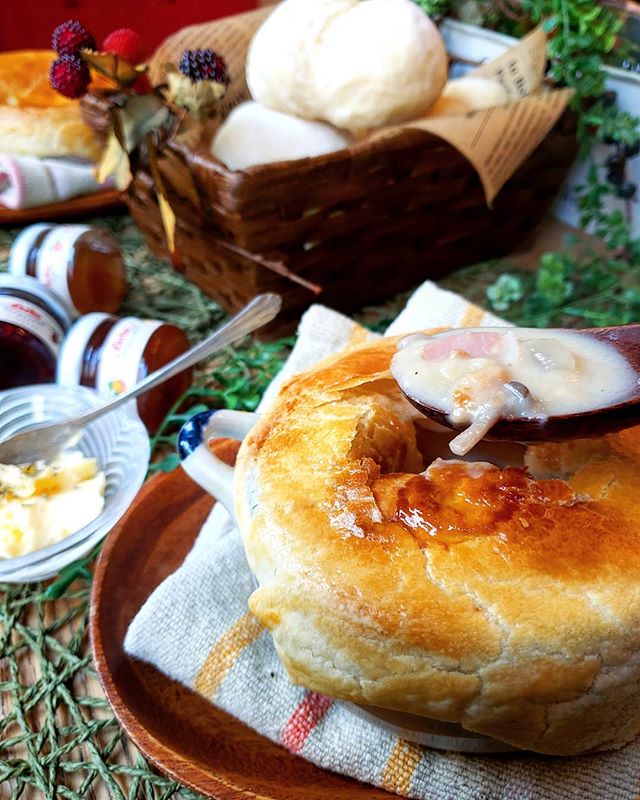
[312,0,448,130]
[246,0,448,132]
[211,101,351,170]
[246,0,353,120]
[428,76,510,117]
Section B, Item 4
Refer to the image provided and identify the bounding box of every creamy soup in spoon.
[391,328,638,456]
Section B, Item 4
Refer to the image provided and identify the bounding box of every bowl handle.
[178,409,259,521]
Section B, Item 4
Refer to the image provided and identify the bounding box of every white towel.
[0,154,108,209]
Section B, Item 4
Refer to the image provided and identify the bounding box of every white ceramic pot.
[177,408,517,753]
[178,408,257,521]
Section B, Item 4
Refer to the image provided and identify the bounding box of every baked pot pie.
[230,333,640,756]
[0,51,101,160]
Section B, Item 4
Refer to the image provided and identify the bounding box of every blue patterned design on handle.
[177,410,214,459]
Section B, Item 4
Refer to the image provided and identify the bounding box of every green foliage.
[412,0,452,17]
[485,235,640,327]
[587,104,640,148]
[486,274,524,311]
[577,165,640,255]
[531,0,621,97]
[413,0,640,322]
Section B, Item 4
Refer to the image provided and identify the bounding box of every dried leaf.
[146,133,177,256]
[118,94,170,150]
[163,67,227,121]
[157,192,176,255]
[222,241,322,294]
[95,95,170,189]
[81,50,146,87]
[95,131,131,190]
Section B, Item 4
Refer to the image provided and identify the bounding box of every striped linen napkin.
[125,280,640,799]
[0,154,105,209]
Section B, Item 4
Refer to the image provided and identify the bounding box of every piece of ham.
[419,330,518,363]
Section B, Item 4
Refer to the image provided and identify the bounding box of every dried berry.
[102,28,146,65]
[606,154,624,171]
[617,182,637,200]
[178,49,229,85]
[52,19,95,56]
[607,169,624,187]
[49,54,90,99]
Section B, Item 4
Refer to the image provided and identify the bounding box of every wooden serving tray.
[90,467,393,799]
[0,189,124,226]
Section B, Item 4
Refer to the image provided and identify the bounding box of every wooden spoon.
[398,323,640,443]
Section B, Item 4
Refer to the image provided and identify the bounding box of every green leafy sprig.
[484,234,640,327]
[416,0,640,326]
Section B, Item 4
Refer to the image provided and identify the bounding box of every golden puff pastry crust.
[234,334,640,756]
[0,51,101,160]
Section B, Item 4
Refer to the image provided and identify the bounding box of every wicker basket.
[82,70,578,336]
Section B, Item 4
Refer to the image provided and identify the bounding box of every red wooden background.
[0,0,257,55]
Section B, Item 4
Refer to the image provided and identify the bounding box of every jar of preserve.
[9,223,127,316]
[0,275,72,390]
[57,313,193,432]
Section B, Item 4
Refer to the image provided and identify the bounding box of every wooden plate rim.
[90,471,255,800]
[90,468,395,800]
[0,189,124,225]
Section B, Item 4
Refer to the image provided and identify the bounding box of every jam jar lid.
[0,274,73,332]
[56,312,114,386]
[8,223,53,276]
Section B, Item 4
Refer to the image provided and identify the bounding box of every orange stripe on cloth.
[380,738,423,796]
[194,612,264,699]
[459,303,485,329]
[281,691,333,754]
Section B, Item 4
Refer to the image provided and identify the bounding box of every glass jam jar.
[0,275,72,390]
[9,223,127,316]
[57,313,193,432]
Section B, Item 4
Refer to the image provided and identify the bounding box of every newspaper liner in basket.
[150,7,573,205]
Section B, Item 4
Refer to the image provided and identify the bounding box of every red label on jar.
[36,225,89,309]
[96,317,162,396]
[0,295,64,353]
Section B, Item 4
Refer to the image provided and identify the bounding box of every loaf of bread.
[428,76,510,117]
[0,51,101,161]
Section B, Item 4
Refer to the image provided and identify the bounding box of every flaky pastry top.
[234,334,640,755]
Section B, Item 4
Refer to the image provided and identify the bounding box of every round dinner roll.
[211,101,351,170]
[428,76,510,117]
[234,334,640,756]
[246,0,354,120]
[246,0,448,132]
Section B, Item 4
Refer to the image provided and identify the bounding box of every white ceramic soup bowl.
[178,408,515,753]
